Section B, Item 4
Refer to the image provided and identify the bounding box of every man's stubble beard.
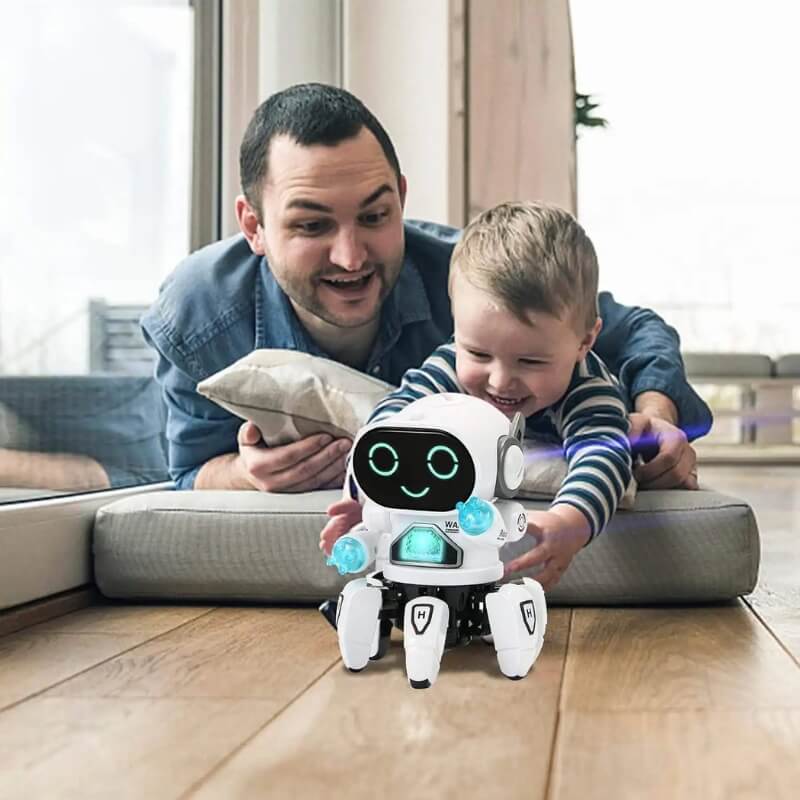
[278,258,404,330]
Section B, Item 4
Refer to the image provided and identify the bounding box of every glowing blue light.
[396,526,446,564]
[327,536,367,575]
[456,496,494,535]
[368,442,399,477]
[426,445,459,480]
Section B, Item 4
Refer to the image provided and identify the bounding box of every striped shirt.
[368,342,632,540]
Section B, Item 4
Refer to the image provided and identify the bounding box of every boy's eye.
[467,349,490,360]
[359,209,390,226]
[519,358,547,366]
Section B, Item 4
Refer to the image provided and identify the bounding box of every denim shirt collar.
[254,252,433,367]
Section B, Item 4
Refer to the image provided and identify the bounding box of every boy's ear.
[576,316,603,360]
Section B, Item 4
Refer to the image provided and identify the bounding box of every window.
[0,0,195,503]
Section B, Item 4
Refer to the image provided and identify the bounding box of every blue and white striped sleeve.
[368,342,463,423]
[550,352,632,540]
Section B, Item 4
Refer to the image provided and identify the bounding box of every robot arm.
[457,496,528,546]
[326,523,383,575]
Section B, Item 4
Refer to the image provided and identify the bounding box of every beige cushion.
[197,349,635,506]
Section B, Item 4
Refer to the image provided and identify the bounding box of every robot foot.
[485,578,548,680]
[403,596,449,689]
[336,578,383,672]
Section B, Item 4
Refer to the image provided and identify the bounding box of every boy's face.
[451,273,600,419]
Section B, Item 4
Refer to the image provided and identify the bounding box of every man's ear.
[235,194,266,255]
[398,174,408,210]
[577,316,603,361]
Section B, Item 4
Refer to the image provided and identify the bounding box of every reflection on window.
[0,1,193,502]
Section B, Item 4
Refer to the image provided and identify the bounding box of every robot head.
[351,393,525,512]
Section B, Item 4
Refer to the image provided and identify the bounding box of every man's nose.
[329,227,367,272]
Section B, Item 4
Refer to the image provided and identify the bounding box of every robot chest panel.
[387,513,463,569]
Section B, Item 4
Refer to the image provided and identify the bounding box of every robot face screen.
[353,427,476,511]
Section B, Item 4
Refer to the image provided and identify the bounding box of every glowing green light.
[427,444,459,480]
[368,441,399,477]
[396,526,446,564]
[401,485,430,498]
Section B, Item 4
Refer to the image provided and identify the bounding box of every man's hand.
[236,422,351,492]
[503,506,591,591]
[319,497,363,555]
[628,413,698,490]
[195,422,351,491]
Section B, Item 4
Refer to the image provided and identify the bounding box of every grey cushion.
[93,489,759,605]
[774,354,800,378]
[683,352,773,378]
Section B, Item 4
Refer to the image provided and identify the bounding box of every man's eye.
[359,209,389,226]
[294,219,332,236]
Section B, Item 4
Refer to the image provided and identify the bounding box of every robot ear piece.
[495,438,525,498]
[509,412,525,443]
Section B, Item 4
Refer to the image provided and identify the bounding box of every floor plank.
[703,466,800,662]
[188,609,571,800]
[551,710,800,800]
[0,606,214,710]
[45,608,341,702]
[561,605,800,712]
[0,698,275,800]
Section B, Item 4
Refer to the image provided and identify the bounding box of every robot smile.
[400,485,431,498]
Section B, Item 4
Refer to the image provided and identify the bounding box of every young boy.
[320,201,632,591]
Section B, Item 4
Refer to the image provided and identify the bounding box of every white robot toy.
[319,393,547,689]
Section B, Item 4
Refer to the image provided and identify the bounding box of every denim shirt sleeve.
[142,310,242,490]
[595,291,713,440]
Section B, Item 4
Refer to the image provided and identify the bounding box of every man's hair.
[240,83,401,217]
[450,201,599,332]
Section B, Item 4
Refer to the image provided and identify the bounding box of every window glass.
[572,0,799,354]
[0,0,193,502]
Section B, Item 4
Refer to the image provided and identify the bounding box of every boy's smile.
[450,273,600,419]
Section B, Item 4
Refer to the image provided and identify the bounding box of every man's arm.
[595,291,712,438]
[0,448,110,491]
[595,293,709,489]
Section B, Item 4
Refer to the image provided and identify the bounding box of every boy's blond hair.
[449,201,599,332]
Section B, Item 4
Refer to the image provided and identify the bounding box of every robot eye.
[368,442,399,477]
[426,445,459,480]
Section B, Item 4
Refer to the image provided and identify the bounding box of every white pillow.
[198,349,635,506]
[197,350,393,446]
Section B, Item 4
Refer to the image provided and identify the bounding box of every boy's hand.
[503,506,591,591]
[319,498,363,556]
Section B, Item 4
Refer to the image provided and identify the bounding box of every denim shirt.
[141,220,712,489]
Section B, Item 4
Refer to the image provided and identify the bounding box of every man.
[141,83,711,494]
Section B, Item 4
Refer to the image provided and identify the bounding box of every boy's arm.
[368,341,462,423]
[595,291,712,441]
[549,362,633,541]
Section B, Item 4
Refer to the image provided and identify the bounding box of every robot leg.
[336,578,383,672]
[485,577,547,680]
[403,596,449,689]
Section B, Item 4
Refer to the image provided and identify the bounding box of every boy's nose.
[329,227,367,272]
[488,364,516,393]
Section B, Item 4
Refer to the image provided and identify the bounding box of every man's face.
[253,129,406,328]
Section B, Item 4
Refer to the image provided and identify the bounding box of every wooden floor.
[0,466,798,799]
